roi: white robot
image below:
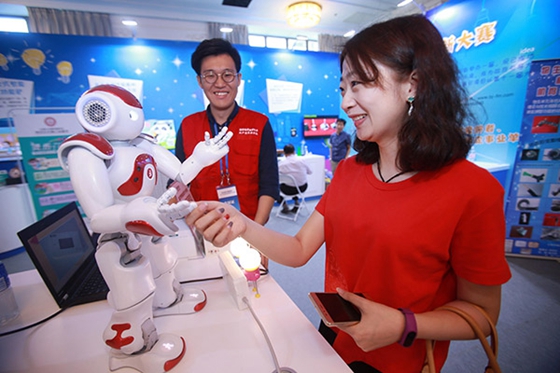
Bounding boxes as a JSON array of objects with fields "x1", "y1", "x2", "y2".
[{"x1": 58, "y1": 85, "x2": 232, "y2": 373}]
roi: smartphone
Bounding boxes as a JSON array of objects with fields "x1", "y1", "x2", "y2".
[{"x1": 308, "y1": 292, "x2": 362, "y2": 327}]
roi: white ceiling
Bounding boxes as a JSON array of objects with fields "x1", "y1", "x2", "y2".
[{"x1": 1, "y1": 0, "x2": 445, "y2": 39}]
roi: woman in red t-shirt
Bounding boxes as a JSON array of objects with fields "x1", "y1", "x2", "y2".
[{"x1": 187, "y1": 14, "x2": 511, "y2": 373}]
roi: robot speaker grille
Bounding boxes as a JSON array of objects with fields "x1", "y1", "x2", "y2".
[{"x1": 83, "y1": 99, "x2": 111, "y2": 127}]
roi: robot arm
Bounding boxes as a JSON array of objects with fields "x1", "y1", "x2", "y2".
[
  {"x1": 62, "y1": 141, "x2": 195, "y2": 237},
  {"x1": 93, "y1": 190, "x2": 195, "y2": 237},
  {"x1": 178, "y1": 127, "x2": 232, "y2": 185},
  {"x1": 65, "y1": 146, "x2": 115, "y2": 219},
  {"x1": 133, "y1": 127, "x2": 232, "y2": 186}
]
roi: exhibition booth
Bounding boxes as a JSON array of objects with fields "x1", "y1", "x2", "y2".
[{"x1": 0, "y1": 0, "x2": 559, "y2": 371}]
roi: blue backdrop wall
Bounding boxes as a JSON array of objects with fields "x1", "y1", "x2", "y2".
[
  {"x1": 0, "y1": 32, "x2": 342, "y2": 158},
  {"x1": 427, "y1": 0, "x2": 560, "y2": 193}
]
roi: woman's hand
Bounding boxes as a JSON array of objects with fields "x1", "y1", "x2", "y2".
[
  {"x1": 185, "y1": 201, "x2": 247, "y2": 247},
  {"x1": 335, "y1": 288, "x2": 405, "y2": 352}
]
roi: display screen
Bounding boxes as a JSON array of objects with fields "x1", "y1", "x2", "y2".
[{"x1": 303, "y1": 116, "x2": 338, "y2": 138}]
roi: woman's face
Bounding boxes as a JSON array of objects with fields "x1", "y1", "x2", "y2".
[{"x1": 339, "y1": 59, "x2": 411, "y2": 147}]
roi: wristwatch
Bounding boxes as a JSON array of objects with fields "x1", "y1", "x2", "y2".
[{"x1": 398, "y1": 308, "x2": 417, "y2": 347}]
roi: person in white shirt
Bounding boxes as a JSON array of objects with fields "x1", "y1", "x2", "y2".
[{"x1": 278, "y1": 143, "x2": 312, "y2": 214}]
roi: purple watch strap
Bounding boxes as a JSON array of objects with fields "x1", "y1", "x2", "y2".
[{"x1": 398, "y1": 308, "x2": 417, "y2": 347}]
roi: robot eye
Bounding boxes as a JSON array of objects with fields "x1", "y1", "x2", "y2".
[{"x1": 83, "y1": 99, "x2": 111, "y2": 127}]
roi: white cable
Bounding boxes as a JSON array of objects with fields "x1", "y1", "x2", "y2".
[{"x1": 242, "y1": 296, "x2": 282, "y2": 373}]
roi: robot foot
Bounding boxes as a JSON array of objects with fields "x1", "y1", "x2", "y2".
[
  {"x1": 153, "y1": 288, "x2": 207, "y2": 317},
  {"x1": 109, "y1": 333, "x2": 186, "y2": 373}
]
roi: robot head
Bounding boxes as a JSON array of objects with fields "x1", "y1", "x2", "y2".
[{"x1": 75, "y1": 85, "x2": 144, "y2": 141}]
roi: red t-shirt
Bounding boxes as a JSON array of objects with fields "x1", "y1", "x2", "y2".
[{"x1": 316, "y1": 157, "x2": 511, "y2": 372}]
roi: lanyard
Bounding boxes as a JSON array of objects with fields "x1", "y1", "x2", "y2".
[
  {"x1": 219, "y1": 156, "x2": 231, "y2": 186},
  {"x1": 213, "y1": 123, "x2": 231, "y2": 186},
  {"x1": 208, "y1": 106, "x2": 237, "y2": 187}
]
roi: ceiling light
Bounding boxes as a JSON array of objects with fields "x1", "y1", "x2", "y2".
[
  {"x1": 397, "y1": 0, "x2": 414, "y2": 7},
  {"x1": 343, "y1": 30, "x2": 355, "y2": 38},
  {"x1": 286, "y1": 2, "x2": 322, "y2": 29},
  {"x1": 220, "y1": 27, "x2": 233, "y2": 33},
  {"x1": 122, "y1": 20, "x2": 137, "y2": 26}
]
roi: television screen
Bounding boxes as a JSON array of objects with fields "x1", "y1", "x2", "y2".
[{"x1": 303, "y1": 116, "x2": 338, "y2": 138}]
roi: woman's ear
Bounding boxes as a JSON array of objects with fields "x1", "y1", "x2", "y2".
[{"x1": 408, "y1": 70, "x2": 418, "y2": 97}]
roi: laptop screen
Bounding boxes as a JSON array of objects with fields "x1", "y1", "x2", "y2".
[{"x1": 18, "y1": 202, "x2": 96, "y2": 294}]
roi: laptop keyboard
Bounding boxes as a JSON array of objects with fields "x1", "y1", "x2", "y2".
[{"x1": 74, "y1": 266, "x2": 109, "y2": 298}]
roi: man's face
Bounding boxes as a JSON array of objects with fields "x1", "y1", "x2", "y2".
[
  {"x1": 197, "y1": 54, "x2": 241, "y2": 112},
  {"x1": 336, "y1": 121, "x2": 345, "y2": 133}
]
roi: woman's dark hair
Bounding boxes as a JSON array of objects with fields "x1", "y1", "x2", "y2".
[
  {"x1": 191, "y1": 38, "x2": 242, "y2": 75},
  {"x1": 340, "y1": 15, "x2": 473, "y2": 171}
]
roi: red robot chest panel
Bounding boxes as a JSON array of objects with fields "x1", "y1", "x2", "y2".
[
  {"x1": 117, "y1": 153, "x2": 158, "y2": 196},
  {"x1": 109, "y1": 148, "x2": 158, "y2": 198}
]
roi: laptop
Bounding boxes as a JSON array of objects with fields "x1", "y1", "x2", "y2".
[{"x1": 17, "y1": 201, "x2": 109, "y2": 309}]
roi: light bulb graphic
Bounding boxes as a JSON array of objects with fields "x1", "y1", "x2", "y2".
[
  {"x1": 56, "y1": 61, "x2": 73, "y2": 83},
  {"x1": 0, "y1": 53, "x2": 8, "y2": 71},
  {"x1": 22, "y1": 48, "x2": 46, "y2": 75}
]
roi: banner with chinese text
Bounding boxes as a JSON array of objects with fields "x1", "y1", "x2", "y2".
[{"x1": 504, "y1": 59, "x2": 560, "y2": 259}]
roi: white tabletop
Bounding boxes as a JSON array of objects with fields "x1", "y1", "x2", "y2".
[{"x1": 0, "y1": 265, "x2": 351, "y2": 373}]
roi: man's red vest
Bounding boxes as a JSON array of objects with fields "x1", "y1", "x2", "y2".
[{"x1": 180, "y1": 108, "x2": 268, "y2": 220}]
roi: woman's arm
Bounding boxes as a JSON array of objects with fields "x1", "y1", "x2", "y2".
[
  {"x1": 336, "y1": 278, "x2": 502, "y2": 352},
  {"x1": 186, "y1": 201, "x2": 325, "y2": 267},
  {"x1": 416, "y1": 278, "x2": 502, "y2": 340}
]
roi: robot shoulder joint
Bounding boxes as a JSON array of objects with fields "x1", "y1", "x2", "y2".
[{"x1": 58, "y1": 133, "x2": 114, "y2": 170}]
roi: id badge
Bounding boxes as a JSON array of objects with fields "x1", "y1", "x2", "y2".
[{"x1": 216, "y1": 184, "x2": 241, "y2": 210}]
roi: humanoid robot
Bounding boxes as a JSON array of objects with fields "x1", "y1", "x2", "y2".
[{"x1": 58, "y1": 85, "x2": 232, "y2": 373}]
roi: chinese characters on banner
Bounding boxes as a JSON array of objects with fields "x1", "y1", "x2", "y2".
[
  {"x1": 443, "y1": 21, "x2": 497, "y2": 53},
  {"x1": 505, "y1": 59, "x2": 560, "y2": 259}
]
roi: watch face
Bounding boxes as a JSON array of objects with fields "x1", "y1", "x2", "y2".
[{"x1": 404, "y1": 331, "x2": 417, "y2": 347}]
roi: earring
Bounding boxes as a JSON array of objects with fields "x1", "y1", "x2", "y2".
[{"x1": 407, "y1": 96, "x2": 415, "y2": 117}]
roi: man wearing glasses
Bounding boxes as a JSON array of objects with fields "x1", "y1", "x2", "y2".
[{"x1": 175, "y1": 39, "x2": 279, "y2": 256}]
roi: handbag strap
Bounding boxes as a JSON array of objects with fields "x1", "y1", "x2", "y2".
[{"x1": 423, "y1": 305, "x2": 501, "y2": 373}]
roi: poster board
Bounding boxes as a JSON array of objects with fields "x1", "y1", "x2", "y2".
[
  {"x1": 10, "y1": 109, "x2": 80, "y2": 219},
  {"x1": 504, "y1": 59, "x2": 560, "y2": 260}
]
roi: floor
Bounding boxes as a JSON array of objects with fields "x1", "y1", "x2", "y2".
[{"x1": 3, "y1": 197, "x2": 560, "y2": 373}]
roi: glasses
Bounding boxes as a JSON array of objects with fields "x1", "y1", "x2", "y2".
[{"x1": 199, "y1": 69, "x2": 238, "y2": 84}]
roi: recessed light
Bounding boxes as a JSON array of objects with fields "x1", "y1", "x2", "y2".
[{"x1": 397, "y1": 0, "x2": 414, "y2": 7}]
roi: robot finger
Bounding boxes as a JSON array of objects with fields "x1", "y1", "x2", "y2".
[
  {"x1": 204, "y1": 131, "x2": 211, "y2": 145},
  {"x1": 157, "y1": 187, "x2": 178, "y2": 207},
  {"x1": 215, "y1": 131, "x2": 233, "y2": 149},
  {"x1": 214, "y1": 126, "x2": 230, "y2": 142},
  {"x1": 159, "y1": 200, "x2": 197, "y2": 220}
]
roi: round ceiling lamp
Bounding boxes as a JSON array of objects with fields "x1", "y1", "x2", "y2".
[{"x1": 286, "y1": 2, "x2": 322, "y2": 28}]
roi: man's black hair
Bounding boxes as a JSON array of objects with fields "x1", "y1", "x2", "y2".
[
  {"x1": 191, "y1": 38, "x2": 242, "y2": 75},
  {"x1": 283, "y1": 143, "x2": 295, "y2": 155}
]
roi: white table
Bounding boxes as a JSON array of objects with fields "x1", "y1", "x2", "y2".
[{"x1": 0, "y1": 263, "x2": 351, "y2": 373}]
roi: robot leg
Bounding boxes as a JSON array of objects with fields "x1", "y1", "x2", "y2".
[
  {"x1": 142, "y1": 235, "x2": 207, "y2": 315},
  {"x1": 140, "y1": 235, "x2": 181, "y2": 308},
  {"x1": 96, "y1": 235, "x2": 186, "y2": 373}
]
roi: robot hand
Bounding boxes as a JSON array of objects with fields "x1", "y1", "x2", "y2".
[
  {"x1": 156, "y1": 187, "x2": 197, "y2": 221},
  {"x1": 122, "y1": 195, "x2": 190, "y2": 237},
  {"x1": 193, "y1": 127, "x2": 233, "y2": 166},
  {"x1": 179, "y1": 127, "x2": 233, "y2": 184}
]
